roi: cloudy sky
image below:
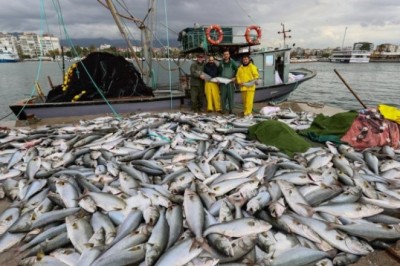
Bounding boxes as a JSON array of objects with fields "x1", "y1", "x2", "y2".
[{"x1": 1, "y1": 0, "x2": 399, "y2": 49}]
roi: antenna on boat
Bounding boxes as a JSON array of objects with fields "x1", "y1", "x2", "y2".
[
  {"x1": 278, "y1": 23, "x2": 291, "y2": 47},
  {"x1": 341, "y1": 27, "x2": 347, "y2": 49}
]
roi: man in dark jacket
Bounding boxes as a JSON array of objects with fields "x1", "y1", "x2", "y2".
[
  {"x1": 190, "y1": 54, "x2": 205, "y2": 112},
  {"x1": 218, "y1": 50, "x2": 238, "y2": 114}
]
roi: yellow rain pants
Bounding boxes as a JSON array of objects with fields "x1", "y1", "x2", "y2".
[
  {"x1": 378, "y1": 104, "x2": 400, "y2": 124},
  {"x1": 205, "y1": 81, "x2": 221, "y2": 112},
  {"x1": 241, "y1": 87, "x2": 256, "y2": 116},
  {"x1": 236, "y1": 62, "x2": 259, "y2": 116}
]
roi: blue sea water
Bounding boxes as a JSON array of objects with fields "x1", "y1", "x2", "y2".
[{"x1": 0, "y1": 60, "x2": 399, "y2": 121}]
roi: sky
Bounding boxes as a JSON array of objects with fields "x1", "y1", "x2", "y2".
[{"x1": 1, "y1": 0, "x2": 399, "y2": 49}]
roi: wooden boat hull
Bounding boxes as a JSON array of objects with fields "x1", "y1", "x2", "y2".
[{"x1": 10, "y1": 68, "x2": 315, "y2": 120}]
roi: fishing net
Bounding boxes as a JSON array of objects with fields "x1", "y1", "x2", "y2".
[{"x1": 46, "y1": 52, "x2": 154, "y2": 102}]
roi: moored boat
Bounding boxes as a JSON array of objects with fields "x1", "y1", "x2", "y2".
[
  {"x1": 9, "y1": 47, "x2": 315, "y2": 120},
  {"x1": 330, "y1": 49, "x2": 371, "y2": 63},
  {"x1": 0, "y1": 48, "x2": 19, "y2": 63},
  {"x1": 9, "y1": 3, "x2": 316, "y2": 120},
  {"x1": 330, "y1": 42, "x2": 373, "y2": 63},
  {"x1": 370, "y1": 51, "x2": 400, "y2": 63},
  {"x1": 9, "y1": 67, "x2": 315, "y2": 120}
]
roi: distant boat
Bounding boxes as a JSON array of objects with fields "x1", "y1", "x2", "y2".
[
  {"x1": 0, "y1": 48, "x2": 19, "y2": 63},
  {"x1": 330, "y1": 29, "x2": 372, "y2": 63},
  {"x1": 290, "y1": 58, "x2": 318, "y2": 63},
  {"x1": 370, "y1": 51, "x2": 400, "y2": 63},
  {"x1": 24, "y1": 56, "x2": 54, "y2": 62},
  {"x1": 330, "y1": 49, "x2": 371, "y2": 63}
]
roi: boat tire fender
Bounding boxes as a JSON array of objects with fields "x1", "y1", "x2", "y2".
[
  {"x1": 206, "y1": 25, "x2": 224, "y2": 45},
  {"x1": 245, "y1": 25, "x2": 262, "y2": 45}
]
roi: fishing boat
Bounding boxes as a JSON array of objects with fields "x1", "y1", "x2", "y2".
[{"x1": 9, "y1": 1, "x2": 316, "y2": 120}]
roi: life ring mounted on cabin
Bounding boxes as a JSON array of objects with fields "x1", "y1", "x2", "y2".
[
  {"x1": 245, "y1": 25, "x2": 262, "y2": 45},
  {"x1": 206, "y1": 25, "x2": 224, "y2": 45}
]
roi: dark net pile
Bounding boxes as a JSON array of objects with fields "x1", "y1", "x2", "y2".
[{"x1": 46, "y1": 52, "x2": 154, "y2": 103}]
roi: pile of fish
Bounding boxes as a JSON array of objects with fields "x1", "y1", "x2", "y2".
[{"x1": 0, "y1": 110, "x2": 399, "y2": 266}]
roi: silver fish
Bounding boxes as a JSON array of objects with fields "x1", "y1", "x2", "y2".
[{"x1": 203, "y1": 217, "x2": 271, "y2": 238}]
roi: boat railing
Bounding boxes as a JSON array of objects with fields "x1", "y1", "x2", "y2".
[
  {"x1": 352, "y1": 50, "x2": 372, "y2": 54},
  {"x1": 178, "y1": 25, "x2": 260, "y2": 54}
]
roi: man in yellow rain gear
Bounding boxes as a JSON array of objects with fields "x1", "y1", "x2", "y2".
[
  {"x1": 203, "y1": 56, "x2": 221, "y2": 113},
  {"x1": 236, "y1": 54, "x2": 259, "y2": 116}
]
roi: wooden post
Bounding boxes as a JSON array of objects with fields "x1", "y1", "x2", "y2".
[
  {"x1": 47, "y1": 76, "x2": 54, "y2": 89},
  {"x1": 334, "y1": 69, "x2": 368, "y2": 109}
]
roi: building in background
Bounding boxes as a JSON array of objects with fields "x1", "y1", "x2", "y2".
[
  {"x1": 18, "y1": 33, "x2": 40, "y2": 58},
  {"x1": 16, "y1": 32, "x2": 61, "y2": 59},
  {"x1": 370, "y1": 43, "x2": 400, "y2": 62},
  {"x1": 40, "y1": 34, "x2": 61, "y2": 55},
  {"x1": 0, "y1": 33, "x2": 19, "y2": 52}
]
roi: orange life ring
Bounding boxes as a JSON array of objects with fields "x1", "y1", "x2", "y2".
[
  {"x1": 245, "y1": 25, "x2": 262, "y2": 45},
  {"x1": 206, "y1": 25, "x2": 224, "y2": 45}
]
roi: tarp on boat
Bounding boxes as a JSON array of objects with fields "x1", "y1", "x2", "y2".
[{"x1": 46, "y1": 52, "x2": 154, "y2": 103}]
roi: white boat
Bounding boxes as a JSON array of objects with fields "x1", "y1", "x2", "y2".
[
  {"x1": 0, "y1": 48, "x2": 19, "y2": 63},
  {"x1": 330, "y1": 30, "x2": 372, "y2": 63},
  {"x1": 330, "y1": 49, "x2": 371, "y2": 63}
]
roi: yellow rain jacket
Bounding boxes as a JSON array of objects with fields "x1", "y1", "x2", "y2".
[
  {"x1": 378, "y1": 104, "x2": 400, "y2": 124},
  {"x1": 236, "y1": 62, "x2": 259, "y2": 116},
  {"x1": 236, "y1": 63, "x2": 259, "y2": 92}
]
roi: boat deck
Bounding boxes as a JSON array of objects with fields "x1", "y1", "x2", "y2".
[{"x1": 2, "y1": 101, "x2": 344, "y2": 129}]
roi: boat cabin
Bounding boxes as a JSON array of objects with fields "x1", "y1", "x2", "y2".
[{"x1": 178, "y1": 25, "x2": 292, "y2": 87}]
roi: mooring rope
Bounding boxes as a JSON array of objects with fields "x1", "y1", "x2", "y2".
[
  {"x1": 51, "y1": 0, "x2": 122, "y2": 119},
  {"x1": 15, "y1": 0, "x2": 46, "y2": 120},
  {"x1": 163, "y1": 0, "x2": 174, "y2": 110}
]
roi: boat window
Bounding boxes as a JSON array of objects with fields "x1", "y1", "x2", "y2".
[{"x1": 265, "y1": 54, "x2": 274, "y2": 66}]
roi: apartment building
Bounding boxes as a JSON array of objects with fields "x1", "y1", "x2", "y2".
[
  {"x1": 17, "y1": 32, "x2": 61, "y2": 58},
  {"x1": 0, "y1": 33, "x2": 19, "y2": 53}
]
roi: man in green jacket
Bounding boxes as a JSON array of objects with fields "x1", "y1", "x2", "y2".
[
  {"x1": 218, "y1": 50, "x2": 238, "y2": 114},
  {"x1": 190, "y1": 54, "x2": 206, "y2": 112}
]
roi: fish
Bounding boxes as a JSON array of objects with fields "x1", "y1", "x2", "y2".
[
  {"x1": 203, "y1": 217, "x2": 272, "y2": 238},
  {"x1": 0, "y1": 111, "x2": 399, "y2": 265}
]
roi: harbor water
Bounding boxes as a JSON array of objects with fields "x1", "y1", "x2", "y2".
[
  {"x1": 0, "y1": 61, "x2": 399, "y2": 121},
  {"x1": 289, "y1": 62, "x2": 400, "y2": 111}
]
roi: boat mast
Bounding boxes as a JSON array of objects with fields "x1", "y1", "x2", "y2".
[
  {"x1": 278, "y1": 23, "x2": 291, "y2": 48},
  {"x1": 103, "y1": 0, "x2": 150, "y2": 83},
  {"x1": 341, "y1": 27, "x2": 347, "y2": 49},
  {"x1": 141, "y1": 0, "x2": 155, "y2": 87}
]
